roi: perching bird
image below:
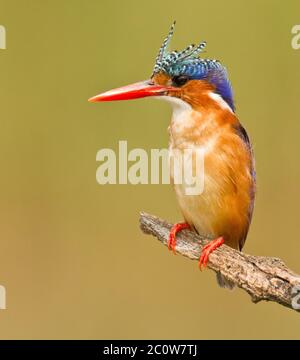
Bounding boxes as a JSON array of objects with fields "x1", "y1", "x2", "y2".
[{"x1": 89, "y1": 22, "x2": 256, "y2": 289}]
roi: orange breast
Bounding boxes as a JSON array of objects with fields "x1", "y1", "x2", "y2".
[{"x1": 169, "y1": 99, "x2": 255, "y2": 250}]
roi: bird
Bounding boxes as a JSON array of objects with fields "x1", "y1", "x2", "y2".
[{"x1": 89, "y1": 22, "x2": 256, "y2": 289}]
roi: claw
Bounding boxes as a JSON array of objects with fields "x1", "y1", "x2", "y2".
[
  {"x1": 167, "y1": 222, "x2": 190, "y2": 254},
  {"x1": 198, "y1": 237, "x2": 224, "y2": 270}
]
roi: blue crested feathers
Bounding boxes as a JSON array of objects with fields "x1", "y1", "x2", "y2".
[{"x1": 153, "y1": 22, "x2": 235, "y2": 111}]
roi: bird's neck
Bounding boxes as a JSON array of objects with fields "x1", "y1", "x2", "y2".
[{"x1": 166, "y1": 93, "x2": 239, "y2": 149}]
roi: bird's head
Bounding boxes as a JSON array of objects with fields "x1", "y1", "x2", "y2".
[{"x1": 89, "y1": 22, "x2": 234, "y2": 112}]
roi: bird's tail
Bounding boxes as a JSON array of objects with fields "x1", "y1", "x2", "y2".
[{"x1": 216, "y1": 272, "x2": 236, "y2": 290}]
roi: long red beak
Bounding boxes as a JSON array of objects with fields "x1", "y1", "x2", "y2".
[{"x1": 88, "y1": 80, "x2": 172, "y2": 102}]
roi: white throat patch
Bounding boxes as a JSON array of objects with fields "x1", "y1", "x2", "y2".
[{"x1": 156, "y1": 96, "x2": 193, "y2": 129}]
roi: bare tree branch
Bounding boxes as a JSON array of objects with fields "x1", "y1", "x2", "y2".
[{"x1": 139, "y1": 212, "x2": 300, "y2": 312}]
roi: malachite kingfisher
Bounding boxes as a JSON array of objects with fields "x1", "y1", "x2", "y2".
[{"x1": 89, "y1": 22, "x2": 256, "y2": 289}]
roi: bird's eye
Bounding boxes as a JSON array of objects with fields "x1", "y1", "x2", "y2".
[{"x1": 172, "y1": 75, "x2": 189, "y2": 87}]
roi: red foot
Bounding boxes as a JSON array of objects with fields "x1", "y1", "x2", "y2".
[
  {"x1": 198, "y1": 237, "x2": 224, "y2": 270},
  {"x1": 168, "y1": 222, "x2": 190, "y2": 254}
]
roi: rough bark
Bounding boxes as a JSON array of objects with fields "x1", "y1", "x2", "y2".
[{"x1": 139, "y1": 212, "x2": 300, "y2": 312}]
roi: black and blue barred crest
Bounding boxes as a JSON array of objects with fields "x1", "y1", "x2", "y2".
[{"x1": 153, "y1": 22, "x2": 235, "y2": 111}]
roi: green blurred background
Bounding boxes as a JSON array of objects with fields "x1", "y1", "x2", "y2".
[{"x1": 0, "y1": 0, "x2": 300, "y2": 339}]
